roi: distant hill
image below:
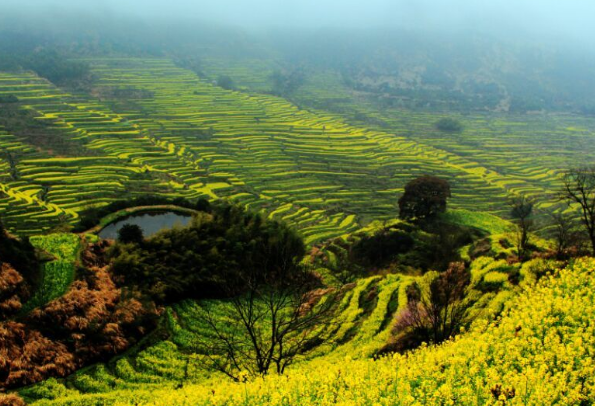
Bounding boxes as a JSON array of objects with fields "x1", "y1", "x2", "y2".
[{"x1": 269, "y1": 29, "x2": 595, "y2": 114}]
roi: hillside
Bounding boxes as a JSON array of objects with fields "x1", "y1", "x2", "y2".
[
  {"x1": 2, "y1": 5, "x2": 595, "y2": 406},
  {"x1": 1, "y1": 57, "x2": 595, "y2": 406},
  {"x1": 15, "y1": 258, "x2": 595, "y2": 405},
  {"x1": 1, "y1": 58, "x2": 594, "y2": 239}
]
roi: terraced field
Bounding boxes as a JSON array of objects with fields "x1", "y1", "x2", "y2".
[
  {"x1": 21, "y1": 252, "x2": 535, "y2": 405},
  {"x1": 75, "y1": 60, "x2": 539, "y2": 220},
  {"x1": 196, "y1": 60, "x2": 595, "y2": 213},
  {"x1": 0, "y1": 71, "x2": 197, "y2": 234},
  {"x1": 0, "y1": 128, "x2": 65, "y2": 235},
  {"x1": 289, "y1": 69, "x2": 595, "y2": 208},
  {"x1": 16, "y1": 274, "x2": 411, "y2": 403},
  {"x1": 2, "y1": 58, "x2": 593, "y2": 240},
  {"x1": 196, "y1": 57, "x2": 281, "y2": 92},
  {"x1": 3, "y1": 49, "x2": 595, "y2": 406}
]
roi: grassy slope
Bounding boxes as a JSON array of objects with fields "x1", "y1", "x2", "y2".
[
  {"x1": 442, "y1": 209, "x2": 513, "y2": 235},
  {"x1": 23, "y1": 258, "x2": 595, "y2": 405},
  {"x1": 14, "y1": 212, "x2": 551, "y2": 404},
  {"x1": 20, "y1": 233, "x2": 81, "y2": 313}
]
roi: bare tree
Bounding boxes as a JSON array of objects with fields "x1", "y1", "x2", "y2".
[
  {"x1": 195, "y1": 270, "x2": 335, "y2": 381},
  {"x1": 509, "y1": 195, "x2": 535, "y2": 260},
  {"x1": 396, "y1": 262, "x2": 472, "y2": 347},
  {"x1": 185, "y1": 227, "x2": 334, "y2": 382},
  {"x1": 560, "y1": 166, "x2": 595, "y2": 255},
  {"x1": 548, "y1": 211, "x2": 584, "y2": 257},
  {"x1": 310, "y1": 244, "x2": 364, "y2": 285}
]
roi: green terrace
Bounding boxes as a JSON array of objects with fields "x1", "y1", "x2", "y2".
[{"x1": 2, "y1": 58, "x2": 593, "y2": 240}]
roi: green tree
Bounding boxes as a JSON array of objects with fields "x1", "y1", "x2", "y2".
[
  {"x1": 110, "y1": 205, "x2": 306, "y2": 303},
  {"x1": 270, "y1": 68, "x2": 306, "y2": 97},
  {"x1": 216, "y1": 75, "x2": 235, "y2": 90},
  {"x1": 398, "y1": 176, "x2": 451, "y2": 221},
  {"x1": 0, "y1": 95, "x2": 18, "y2": 103},
  {"x1": 435, "y1": 118, "x2": 463, "y2": 133},
  {"x1": 117, "y1": 224, "x2": 144, "y2": 245}
]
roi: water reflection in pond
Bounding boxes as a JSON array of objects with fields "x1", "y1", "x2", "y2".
[{"x1": 98, "y1": 212, "x2": 192, "y2": 240}]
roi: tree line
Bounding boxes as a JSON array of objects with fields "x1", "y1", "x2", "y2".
[{"x1": 397, "y1": 167, "x2": 595, "y2": 259}]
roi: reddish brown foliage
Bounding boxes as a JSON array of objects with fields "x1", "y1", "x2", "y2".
[
  {"x1": 81, "y1": 240, "x2": 112, "y2": 268},
  {"x1": 0, "y1": 394, "x2": 26, "y2": 406},
  {"x1": 0, "y1": 321, "x2": 76, "y2": 387},
  {"x1": 0, "y1": 263, "x2": 25, "y2": 319},
  {"x1": 30, "y1": 265, "x2": 158, "y2": 362},
  {"x1": 0, "y1": 263, "x2": 23, "y2": 292},
  {"x1": 0, "y1": 251, "x2": 158, "y2": 389}
]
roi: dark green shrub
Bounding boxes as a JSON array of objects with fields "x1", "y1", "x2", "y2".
[
  {"x1": 117, "y1": 224, "x2": 144, "y2": 245},
  {"x1": 435, "y1": 117, "x2": 463, "y2": 132}
]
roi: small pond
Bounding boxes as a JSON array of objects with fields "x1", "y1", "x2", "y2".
[{"x1": 98, "y1": 211, "x2": 192, "y2": 240}]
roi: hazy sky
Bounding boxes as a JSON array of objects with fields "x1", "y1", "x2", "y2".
[{"x1": 2, "y1": 0, "x2": 595, "y2": 46}]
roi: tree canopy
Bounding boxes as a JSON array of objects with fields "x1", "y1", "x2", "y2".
[
  {"x1": 398, "y1": 176, "x2": 451, "y2": 221},
  {"x1": 117, "y1": 224, "x2": 144, "y2": 245},
  {"x1": 216, "y1": 74, "x2": 235, "y2": 90},
  {"x1": 110, "y1": 204, "x2": 306, "y2": 303},
  {"x1": 435, "y1": 118, "x2": 463, "y2": 133}
]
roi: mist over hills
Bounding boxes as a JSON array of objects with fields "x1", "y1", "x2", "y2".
[{"x1": 1, "y1": 11, "x2": 595, "y2": 114}]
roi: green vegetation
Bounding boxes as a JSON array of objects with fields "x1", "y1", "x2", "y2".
[
  {"x1": 14, "y1": 258, "x2": 592, "y2": 406},
  {"x1": 216, "y1": 75, "x2": 235, "y2": 90},
  {"x1": 398, "y1": 175, "x2": 451, "y2": 221},
  {"x1": 270, "y1": 67, "x2": 307, "y2": 97},
  {"x1": 0, "y1": 57, "x2": 594, "y2": 243},
  {"x1": 16, "y1": 251, "x2": 568, "y2": 405},
  {"x1": 2, "y1": 23, "x2": 595, "y2": 406},
  {"x1": 116, "y1": 224, "x2": 144, "y2": 244},
  {"x1": 441, "y1": 209, "x2": 513, "y2": 235},
  {"x1": 0, "y1": 94, "x2": 18, "y2": 103},
  {"x1": 21, "y1": 233, "x2": 80, "y2": 312},
  {"x1": 110, "y1": 203, "x2": 305, "y2": 303},
  {"x1": 312, "y1": 217, "x2": 479, "y2": 286},
  {"x1": 435, "y1": 117, "x2": 464, "y2": 132}
]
